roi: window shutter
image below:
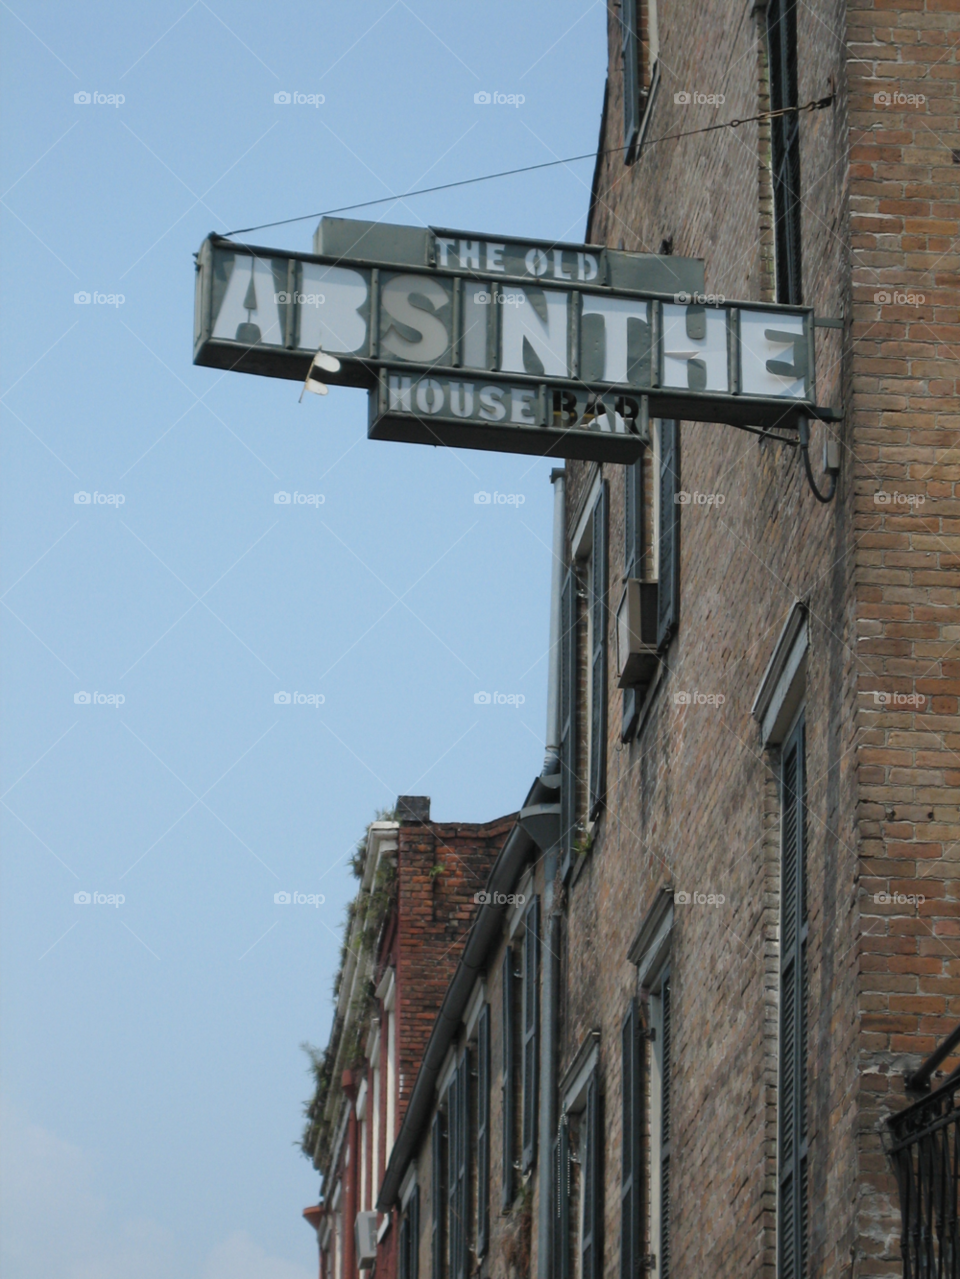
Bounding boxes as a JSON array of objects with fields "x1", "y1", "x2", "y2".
[
  {"x1": 455, "y1": 1057, "x2": 469, "y2": 1279},
  {"x1": 410, "y1": 1185, "x2": 420, "y2": 1279},
  {"x1": 589, "y1": 484, "x2": 609, "y2": 819},
  {"x1": 767, "y1": 0, "x2": 803, "y2": 304},
  {"x1": 620, "y1": 1001, "x2": 641, "y2": 1279},
  {"x1": 657, "y1": 422, "x2": 680, "y2": 650},
  {"x1": 477, "y1": 1006, "x2": 490, "y2": 1258},
  {"x1": 560, "y1": 568, "x2": 578, "y2": 865},
  {"x1": 400, "y1": 1212, "x2": 410, "y2": 1279},
  {"x1": 582, "y1": 1075, "x2": 602, "y2": 1279},
  {"x1": 521, "y1": 897, "x2": 541, "y2": 1173},
  {"x1": 447, "y1": 1076, "x2": 459, "y2": 1279},
  {"x1": 501, "y1": 949, "x2": 515, "y2": 1209},
  {"x1": 431, "y1": 1114, "x2": 443, "y2": 1279},
  {"x1": 660, "y1": 973, "x2": 672, "y2": 1279},
  {"x1": 555, "y1": 1116, "x2": 571, "y2": 1279},
  {"x1": 621, "y1": 0, "x2": 640, "y2": 158},
  {"x1": 778, "y1": 717, "x2": 808, "y2": 1279},
  {"x1": 622, "y1": 460, "x2": 645, "y2": 740}
]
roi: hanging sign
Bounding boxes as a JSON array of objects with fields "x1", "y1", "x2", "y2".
[{"x1": 193, "y1": 218, "x2": 839, "y2": 462}]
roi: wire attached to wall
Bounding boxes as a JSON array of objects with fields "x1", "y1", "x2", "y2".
[
  {"x1": 224, "y1": 94, "x2": 834, "y2": 238},
  {"x1": 799, "y1": 418, "x2": 840, "y2": 503}
]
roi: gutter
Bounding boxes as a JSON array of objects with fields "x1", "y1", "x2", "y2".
[
  {"x1": 585, "y1": 78, "x2": 609, "y2": 243},
  {"x1": 376, "y1": 775, "x2": 556, "y2": 1211},
  {"x1": 536, "y1": 468, "x2": 564, "y2": 1279}
]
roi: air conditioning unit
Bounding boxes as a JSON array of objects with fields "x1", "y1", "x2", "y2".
[
  {"x1": 356, "y1": 1211, "x2": 378, "y2": 1269},
  {"x1": 616, "y1": 579, "x2": 659, "y2": 689}
]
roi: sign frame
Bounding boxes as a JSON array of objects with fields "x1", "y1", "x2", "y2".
[{"x1": 193, "y1": 229, "x2": 840, "y2": 461}]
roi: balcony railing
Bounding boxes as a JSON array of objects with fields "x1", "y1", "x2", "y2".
[{"x1": 887, "y1": 1025, "x2": 960, "y2": 1279}]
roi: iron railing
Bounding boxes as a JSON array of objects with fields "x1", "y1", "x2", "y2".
[{"x1": 887, "y1": 1027, "x2": 960, "y2": 1279}]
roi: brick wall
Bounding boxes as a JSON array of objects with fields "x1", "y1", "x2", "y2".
[
  {"x1": 558, "y1": 1, "x2": 957, "y2": 1278},
  {"x1": 395, "y1": 815, "x2": 514, "y2": 1131},
  {"x1": 848, "y1": 0, "x2": 959, "y2": 1270}
]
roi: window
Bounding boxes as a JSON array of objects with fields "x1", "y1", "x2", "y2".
[
  {"x1": 330, "y1": 1183, "x2": 344, "y2": 1279},
  {"x1": 627, "y1": 890, "x2": 673, "y2": 1279},
  {"x1": 521, "y1": 897, "x2": 541, "y2": 1173},
  {"x1": 621, "y1": 0, "x2": 660, "y2": 161},
  {"x1": 386, "y1": 998, "x2": 397, "y2": 1162},
  {"x1": 370, "y1": 1030, "x2": 381, "y2": 1193},
  {"x1": 399, "y1": 1185, "x2": 420, "y2": 1279},
  {"x1": 555, "y1": 1042, "x2": 602, "y2": 1279},
  {"x1": 501, "y1": 947, "x2": 518, "y2": 1207},
  {"x1": 431, "y1": 1113, "x2": 444, "y2": 1279},
  {"x1": 560, "y1": 565, "x2": 578, "y2": 866},
  {"x1": 620, "y1": 1001, "x2": 642, "y2": 1279},
  {"x1": 656, "y1": 422, "x2": 679, "y2": 650},
  {"x1": 767, "y1": 0, "x2": 803, "y2": 303},
  {"x1": 622, "y1": 459, "x2": 645, "y2": 740},
  {"x1": 357, "y1": 1081, "x2": 369, "y2": 1212},
  {"x1": 446, "y1": 1053, "x2": 470, "y2": 1279},
  {"x1": 476, "y1": 1004, "x2": 491, "y2": 1257},
  {"x1": 648, "y1": 967, "x2": 672, "y2": 1279},
  {"x1": 778, "y1": 711, "x2": 808, "y2": 1278},
  {"x1": 566, "y1": 479, "x2": 609, "y2": 863},
  {"x1": 588, "y1": 487, "x2": 609, "y2": 819}
]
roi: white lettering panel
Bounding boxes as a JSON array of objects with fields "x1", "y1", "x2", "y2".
[
  {"x1": 500, "y1": 288, "x2": 569, "y2": 377},
  {"x1": 662, "y1": 304, "x2": 728, "y2": 392},
  {"x1": 580, "y1": 296, "x2": 650, "y2": 384},
  {"x1": 212, "y1": 255, "x2": 284, "y2": 345},
  {"x1": 739, "y1": 310, "x2": 807, "y2": 399},
  {"x1": 297, "y1": 264, "x2": 368, "y2": 355}
]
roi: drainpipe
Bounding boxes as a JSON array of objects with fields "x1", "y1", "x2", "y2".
[
  {"x1": 537, "y1": 467, "x2": 564, "y2": 1279},
  {"x1": 542, "y1": 468, "x2": 566, "y2": 779}
]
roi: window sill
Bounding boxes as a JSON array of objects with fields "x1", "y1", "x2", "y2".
[
  {"x1": 632, "y1": 645, "x2": 670, "y2": 744},
  {"x1": 570, "y1": 816, "x2": 602, "y2": 889}
]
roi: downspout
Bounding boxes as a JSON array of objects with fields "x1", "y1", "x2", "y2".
[
  {"x1": 537, "y1": 467, "x2": 565, "y2": 1279},
  {"x1": 542, "y1": 468, "x2": 566, "y2": 780}
]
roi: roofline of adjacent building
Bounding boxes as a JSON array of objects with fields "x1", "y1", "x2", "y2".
[{"x1": 585, "y1": 76, "x2": 609, "y2": 243}]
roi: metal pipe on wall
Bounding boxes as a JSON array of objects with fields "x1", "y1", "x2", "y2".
[{"x1": 537, "y1": 466, "x2": 565, "y2": 1279}]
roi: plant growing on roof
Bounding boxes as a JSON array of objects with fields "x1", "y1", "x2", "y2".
[{"x1": 299, "y1": 807, "x2": 399, "y2": 1168}]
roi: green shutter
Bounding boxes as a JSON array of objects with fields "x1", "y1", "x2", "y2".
[
  {"x1": 589, "y1": 484, "x2": 609, "y2": 818},
  {"x1": 431, "y1": 1114, "x2": 443, "y2": 1279},
  {"x1": 660, "y1": 973, "x2": 672, "y2": 1279},
  {"x1": 455, "y1": 1056, "x2": 469, "y2": 1279},
  {"x1": 446, "y1": 1057, "x2": 470, "y2": 1279},
  {"x1": 412, "y1": 1185, "x2": 421, "y2": 1279},
  {"x1": 501, "y1": 949, "x2": 515, "y2": 1209},
  {"x1": 447, "y1": 1072, "x2": 459, "y2": 1279},
  {"x1": 477, "y1": 1005, "x2": 490, "y2": 1257},
  {"x1": 521, "y1": 897, "x2": 540, "y2": 1173},
  {"x1": 621, "y1": 1001, "x2": 641, "y2": 1279},
  {"x1": 621, "y1": 0, "x2": 640, "y2": 159},
  {"x1": 560, "y1": 568, "x2": 578, "y2": 869},
  {"x1": 657, "y1": 422, "x2": 680, "y2": 650},
  {"x1": 555, "y1": 1116, "x2": 571, "y2": 1279},
  {"x1": 400, "y1": 1212, "x2": 410, "y2": 1279},
  {"x1": 622, "y1": 461, "x2": 645, "y2": 740},
  {"x1": 779, "y1": 716, "x2": 808, "y2": 1278},
  {"x1": 582, "y1": 1075, "x2": 602, "y2": 1279},
  {"x1": 767, "y1": 0, "x2": 803, "y2": 304}
]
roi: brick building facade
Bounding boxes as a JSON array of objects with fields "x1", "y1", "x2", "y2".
[
  {"x1": 302, "y1": 800, "x2": 512, "y2": 1279},
  {"x1": 305, "y1": 1, "x2": 957, "y2": 1277}
]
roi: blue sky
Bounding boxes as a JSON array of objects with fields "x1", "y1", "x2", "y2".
[{"x1": 0, "y1": 3, "x2": 605, "y2": 1275}]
